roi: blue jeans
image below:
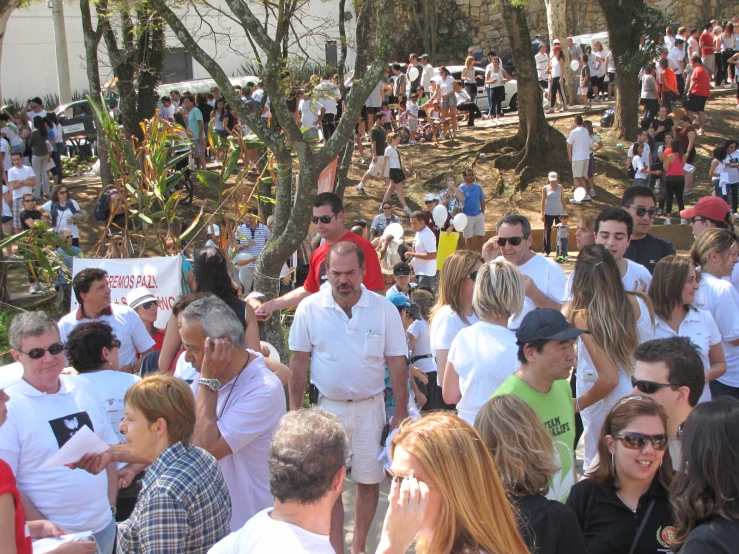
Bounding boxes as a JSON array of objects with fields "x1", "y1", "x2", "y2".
[
  {"x1": 712, "y1": 178, "x2": 727, "y2": 202},
  {"x1": 486, "y1": 86, "x2": 493, "y2": 116},
  {"x1": 709, "y1": 380, "x2": 739, "y2": 401},
  {"x1": 730, "y1": 182, "x2": 739, "y2": 214},
  {"x1": 93, "y1": 516, "x2": 116, "y2": 554}
]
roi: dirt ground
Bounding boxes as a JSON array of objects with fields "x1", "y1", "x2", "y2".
[{"x1": 5, "y1": 91, "x2": 738, "y2": 296}]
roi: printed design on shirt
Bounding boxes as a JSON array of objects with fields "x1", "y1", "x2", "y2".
[
  {"x1": 656, "y1": 526, "x2": 677, "y2": 548},
  {"x1": 48, "y1": 411, "x2": 94, "y2": 448},
  {"x1": 318, "y1": 260, "x2": 328, "y2": 285},
  {"x1": 548, "y1": 439, "x2": 575, "y2": 502}
]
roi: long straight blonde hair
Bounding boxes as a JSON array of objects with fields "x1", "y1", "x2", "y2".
[
  {"x1": 430, "y1": 250, "x2": 483, "y2": 326},
  {"x1": 391, "y1": 413, "x2": 530, "y2": 554}
]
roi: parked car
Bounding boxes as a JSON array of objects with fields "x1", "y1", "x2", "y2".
[{"x1": 434, "y1": 65, "x2": 518, "y2": 112}]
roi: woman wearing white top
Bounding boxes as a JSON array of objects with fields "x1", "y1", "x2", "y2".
[
  {"x1": 461, "y1": 56, "x2": 477, "y2": 103},
  {"x1": 709, "y1": 144, "x2": 728, "y2": 202},
  {"x1": 592, "y1": 41, "x2": 608, "y2": 101},
  {"x1": 722, "y1": 139, "x2": 739, "y2": 215},
  {"x1": 691, "y1": 229, "x2": 739, "y2": 400},
  {"x1": 436, "y1": 66, "x2": 458, "y2": 137},
  {"x1": 720, "y1": 23, "x2": 736, "y2": 87},
  {"x1": 40, "y1": 185, "x2": 82, "y2": 246},
  {"x1": 429, "y1": 250, "x2": 483, "y2": 410},
  {"x1": 649, "y1": 255, "x2": 726, "y2": 402},
  {"x1": 631, "y1": 141, "x2": 660, "y2": 187},
  {"x1": 443, "y1": 259, "x2": 524, "y2": 424},
  {"x1": 406, "y1": 288, "x2": 435, "y2": 411},
  {"x1": 381, "y1": 132, "x2": 410, "y2": 215},
  {"x1": 546, "y1": 47, "x2": 567, "y2": 113},
  {"x1": 569, "y1": 244, "x2": 654, "y2": 471},
  {"x1": 485, "y1": 56, "x2": 510, "y2": 126}
]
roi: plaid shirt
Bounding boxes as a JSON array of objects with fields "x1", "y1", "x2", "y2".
[{"x1": 117, "y1": 442, "x2": 231, "y2": 554}]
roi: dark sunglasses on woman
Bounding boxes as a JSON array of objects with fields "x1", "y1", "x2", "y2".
[{"x1": 613, "y1": 432, "x2": 668, "y2": 451}]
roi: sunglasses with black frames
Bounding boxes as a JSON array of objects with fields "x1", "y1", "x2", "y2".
[
  {"x1": 613, "y1": 432, "x2": 668, "y2": 451},
  {"x1": 311, "y1": 214, "x2": 336, "y2": 224},
  {"x1": 634, "y1": 207, "x2": 658, "y2": 218},
  {"x1": 631, "y1": 377, "x2": 676, "y2": 394},
  {"x1": 497, "y1": 236, "x2": 528, "y2": 247},
  {"x1": 17, "y1": 342, "x2": 65, "y2": 359}
]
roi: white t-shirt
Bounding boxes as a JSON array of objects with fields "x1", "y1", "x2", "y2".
[
  {"x1": 436, "y1": 75, "x2": 455, "y2": 95},
  {"x1": 0, "y1": 375, "x2": 118, "y2": 534},
  {"x1": 0, "y1": 138, "x2": 11, "y2": 171},
  {"x1": 191, "y1": 351, "x2": 286, "y2": 531},
  {"x1": 80, "y1": 371, "x2": 141, "y2": 443},
  {"x1": 421, "y1": 64, "x2": 434, "y2": 91},
  {"x1": 447, "y1": 322, "x2": 519, "y2": 424},
  {"x1": 8, "y1": 165, "x2": 35, "y2": 200},
  {"x1": 1, "y1": 123, "x2": 24, "y2": 147},
  {"x1": 252, "y1": 89, "x2": 271, "y2": 118},
  {"x1": 653, "y1": 309, "x2": 721, "y2": 403},
  {"x1": 455, "y1": 90, "x2": 471, "y2": 104},
  {"x1": 407, "y1": 319, "x2": 435, "y2": 373},
  {"x1": 174, "y1": 351, "x2": 198, "y2": 382},
  {"x1": 495, "y1": 253, "x2": 566, "y2": 330},
  {"x1": 298, "y1": 99, "x2": 321, "y2": 129},
  {"x1": 632, "y1": 155, "x2": 648, "y2": 179},
  {"x1": 289, "y1": 286, "x2": 408, "y2": 400},
  {"x1": 535, "y1": 52, "x2": 549, "y2": 80},
  {"x1": 694, "y1": 273, "x2": 739, "y2": 387},
  {"x1": 563, "y1": 259, "x2": 652, "y2": 302},
  {"x1": 664, "y1": 34, "x2": 676, "y2": 49},
  {"x1": 208, "y1": 507, "x2": 334, "y2": 553},
  {"x1": 411, "y1": 226, "x2": 437, "y2": 277},
  {"x1": 385, "y1": 283, "x2": 417, "y2": 299},
  {"x1": 577, "y1": 295, "x2": 654, "y2": 471},
  {"x1": 383, "y1": 145, "x2": 401, "y2": 169},
  {"x1": 594, "y1": 51, "x2": 607, "y2": 77},
  {"x1": 430, "y1": 304, "x2": 479, "y2": 386},
  {"x1": 588, "y1": 53, "x2": 600, "y2": 76},
  {"x1": 58, "y1": 304, "x2": 156, "y2": 366},
  {"x1": 668, "y1": 46, "x2": 684, "y2": 74},
  {"x1": 567, "y1": 126, "x2": 592, "y2": 161},
  {"x1": 158, "y1": 104, "x2": 175, "y2": 119},
  {"x1": 42, "y1": 199, "x2": 81, "y2": 238},
  {"x1": 627, "y1": 142, "x2": 651, "y2": 166},
  {"x1": 366, "y1": 81, "x2": 384, "y2": 108},
  {"x1": 2, "y1": 185, "x2": 12, "y2": 218},
  {"x1": 313, "y1": 81, "x2": 340, "y2": 115}
]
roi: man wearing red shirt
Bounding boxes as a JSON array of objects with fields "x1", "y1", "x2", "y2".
[
  {"x1": 256, "y1": 192, "x2": 385, "y2": 320},
  {"x1": 685, "y1": 53, "x2": 711, "y2": 135},
  {"x1": 699, "y1": 22, "x2": 716, "y2": 74}
]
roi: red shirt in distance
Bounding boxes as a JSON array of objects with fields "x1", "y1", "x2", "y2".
[
  {"x1": 303, "y1": 230, "x2": 385, "y2": 293},
  {"x1": 699, "y1": 31, "x2": 715, "y2": 56},
  {"x1": 690, "y1": 65, "x2": 711, "y2": 97},
  {"x1": 0, "y1": 460, "x2": 32, "y2": 554}
]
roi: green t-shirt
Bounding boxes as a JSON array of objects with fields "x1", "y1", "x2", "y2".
[{"x1": 493, "y1": 375, "x2": 575, "y2": 502}]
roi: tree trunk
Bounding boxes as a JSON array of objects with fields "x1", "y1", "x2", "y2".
[
  {"x1": 496, "y1": 0, "x2": 569, "y2": 190},
  {"x1": 544, "y1": 0, "x2": 577, "y2": 104}
]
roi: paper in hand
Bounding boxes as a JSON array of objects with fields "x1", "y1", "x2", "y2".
[
  {"x1": 39, "y1": 425, "x2": 109, "y2": 469},
  {"x1": 33, "y1": 532, "x2": 94, "y2": 553}
]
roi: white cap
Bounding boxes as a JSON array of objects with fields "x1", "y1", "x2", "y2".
[
  {"x1": 548, "y1": 171, "x2": 558, "y2": 181},
  {"x1": 126, "y1": 287, "x2": 157, "y2": 310},
  {"x1": 424, "y1": 193, "x2": 439, "y2": 202},
  {"x1": 207, "y1": 223, "x2": 220, "y2": 237},
  {"x1": 260, "y1": 341, "x2": 281, "y2": 363},
  {"x1": 552, "y1": 39, "x2": 561, "y2": 45},
  {"x1": 0, "y1": 363, "x2": 23, "y2": 390}
]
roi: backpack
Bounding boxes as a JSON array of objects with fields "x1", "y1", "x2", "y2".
[
  {"x1": 94, "y1": 187, "x2": 116, "y2": 221},
  {"x1": 600, "y1": 109, "x2": 615, "y2": 128}
]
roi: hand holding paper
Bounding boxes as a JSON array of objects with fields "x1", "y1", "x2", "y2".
[{"x1": 40, "y1": 425, "x2": 109, "y2": 470}]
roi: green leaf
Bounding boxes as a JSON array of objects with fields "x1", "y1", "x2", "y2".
[
  {"x1": 0, "y1": 229, "x2": 31, "y2": 249},
  {"x1": 137, "y1": 213, "x2": 154, "y2": 225}
]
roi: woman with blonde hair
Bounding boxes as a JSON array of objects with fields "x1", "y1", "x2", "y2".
[
  {"x1": 429, "y1": 250, "x2": 483, "y2": 410},
  {"x1": 377, "y1": 412, "x2": 529, "y2": 554},
  {"x1": 569, "y1": 244, "x2": 654, "y2": 471},
  {"x1": 461, "y1": 56, "x2": 478, "y2": 104},
  {"x1": 691, "y1": 228, "x2": 739, "y2": 399},
  {"x1": 475, "y1": 395, "x2": 588, "y2": 554},
  {"x1": 649, "y1": 255, "x2": 726, "y2": 402},
  {"x1": 443, "y1": 260, "x2": 524, "y2": 423}
]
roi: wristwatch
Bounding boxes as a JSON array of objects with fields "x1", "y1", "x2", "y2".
[
  {"x1": 199, "y1": 378, "x2": 221, "y2": 392},
  {"x1": 110, "y1": 506, "x2": 117, "y2": 516}
]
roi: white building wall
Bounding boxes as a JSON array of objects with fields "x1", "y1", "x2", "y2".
[{"x1": 1, "y1": 0, "x2": 356, "y2": 104}]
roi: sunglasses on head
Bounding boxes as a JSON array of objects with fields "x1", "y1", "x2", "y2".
[
  {"x1": 18, "y1": 342, "x2": 65, "y2": 359},
  {"x1": 631, "y1": 377, "x2": 675, "y2": 394},
  {"x1": 634, "y1": 207, "x2": 658, "y2": 218},
  {"x1": 140, "y1": 301, "x2": 157, "y2": 310},
  {"x1": 109, "y1": 339, "x2": 121, "y2": 349},
  {"x1": 311, "y1": 215, "x2": 335, "y2": 224},
  {"x1": 498, "y1": 236, "x2": 528, "y2": 247},
  {"x1": 613, "y1": 432, "x2": 668, "y2": 451}
]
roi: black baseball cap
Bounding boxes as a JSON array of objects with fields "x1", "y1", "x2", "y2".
[
  {"x1": 516, "y1": 309, "x2": 588, "y2": 345},
  {"x1": 393, "y1": 262, "x2": 411, "y2": 277}
]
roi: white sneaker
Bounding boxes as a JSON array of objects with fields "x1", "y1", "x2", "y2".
[
  {"x1": 409, "y1": 140, "x2": 417, "y2": 145},
  {"x1": 663, "y1": 218, "x2": 671, "y2": 225},
  {"x1": 680, "y1": 218, "x2": 688, "y2": 225},
  {"x1": 496, "y1": 118, "x2": 502, "y2": 126},
  {"x1": 568, "y1": 198, "x2": 582, "y2": 205},
  {"x1": 357, "y1": 185, "x2": 367, "y2": 196},
  {"x1": 29, "y1": 284, "x2": 39, "y2": 294},
  {"x1": 589, "y1": 189, "x2": 596, "y2": 198}
]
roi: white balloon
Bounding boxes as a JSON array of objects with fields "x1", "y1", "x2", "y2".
[
  {"x1": 570, "y1": 60, "x2": 579, "y2": 72},
  {"x1": 383, "y1": 223, "x2": 404, "y2": 241},
  {"x1": 573, "y1": 187, "x2": 587, "y2": 202},
  {"x1": 453, "y1": 213, "x2": 468, "y2": 232},
  {"x1": 432, "y1": 205, "x2": 448, "y2": 226},
  {"x1": 408, "y1": 66, "x2": 420, "y2": 82}
]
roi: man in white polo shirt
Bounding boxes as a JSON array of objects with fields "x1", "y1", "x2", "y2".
[
  {"x1": 58, "y1": 268, "x2": 155, "y2": 374},
  {"x1": 7, "y1": 151, "x2": 35, "y2": 236},
  {"x1": 566, "y1": 115, "x2": 592, "y2": 203},
  {"x1": 288, "y1": 241, "x2": 408, "y2": 554},
  {"x1": 0, "y1": 311, "x2": 119, "y2": 553},
  {"x1": 406, "y1": 210, "x2": 438, "y2": 291},
  {"x1": 483, "y1": 214, "x2": 566, "y2": 330}
]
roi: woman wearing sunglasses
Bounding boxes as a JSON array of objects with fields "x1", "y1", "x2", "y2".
[
  {"x1": 40, "y1": 184, "x2": 83, "y2": 247},
  {"x1": 126, "y1": 287, "x2": 165, "y2": 351},
  {"x1": 475, "y1": 395, "x2": 588, "y2": 554},
  {"x1": 428, "y1": 250, "x2": 483, "y2": 411},
  {"x1": 377, "y1": 412, "x2": 529, "y2": 554},
  {"x1": 443, "y1": 260, "x2": 524, "y2": 424},
  {"x1": 691, "y1": 229, "x2": 739, "y2": 400},
  {"x1": 64, "y1": 321, "x2": 143, "y2": 520},
  {"x1": 649, "y1": 256, "x2": 726, "y2": 402},
  {"x1": 670, "y1": 397, "x2": 739, "y2": 553},
  {"x1": 566, "y1": 396, "x2": 675, "y2": 554},
  {"x1": 569, "y1": 244, "x2": 655, "y2": 472}
]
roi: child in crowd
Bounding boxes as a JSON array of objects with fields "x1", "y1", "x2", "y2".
[
  {"x1": 386, "y1": 261, "x2": 417, "y2": 299},
  {"x1": 406, "y1": 94, "x2": 420, "y2": 145},
  {"x1": 204, "y1": 223, "x2": 220, "y2": 249},
  {"x1": 381, "y1": 102, "x2": 394, "y2": 130},
  {"x1": 554, "y1": 213, "x2": 570, "y2": 262}
]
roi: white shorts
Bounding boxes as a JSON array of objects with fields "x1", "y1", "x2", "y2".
[
  {"x1": 577, "y1": 86, "x2": 589, "y2": 96},
  {"x1": 463, "y1": 212, "x2": 486, "y2": 239},
  {"x1": 367, "y1": 156, "x2": 389, "y2": 178},
  {"x1": 572, "y1": 159, "x2": 589, "y2": 178},
  {"x1": 317, "y1": 394, "x2": 385, "y2": 485}
]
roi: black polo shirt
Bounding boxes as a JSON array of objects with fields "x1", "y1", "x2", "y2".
[
  {"x1": 515, "y1": 494, "x2": 588, "y2": 554},
  {"x1": 566, "y1": 478, "x2": 676, "y2": 554},
  {"x1": 624, "y1": 233, "x2": 676, "y2": 274}
]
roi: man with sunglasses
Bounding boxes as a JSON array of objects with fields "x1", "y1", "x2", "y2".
[
  {"x1": 58, "y1": 268, "x2": 154, "y2": 374},
  {"x1": 493, "y1": 309, "x2": 588, "y2": 501},
  {"x1": 0, "y1": 311, "x2": 120, "y2": 553},
  {"x1": 621, "y1": 186, "x2": 676, "y2": 274},
  {"x1": 256, "y1": 192, "x2": 384, "y2": 321},
  {"x1": 631, "y1": 337, "x2": 705, "y2": 470},
  {"x1": 483, "y1": 214, "x2": 566, "y2": 330}
]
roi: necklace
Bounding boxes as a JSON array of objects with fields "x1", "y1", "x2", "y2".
[
  {"x1": 217, "y1": 352, "x2": 250, "y2": 420},
  {"x1": 615, "y1": 491, "x2": 638, "y2": 513}
]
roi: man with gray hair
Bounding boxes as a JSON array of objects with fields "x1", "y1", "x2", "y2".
[
  {"x1": 209, "y1": 409, "x2": 347, "y2": 552},
  {"x1": 0, "y1": 311, "x2": 119, "y2": 553},
  {"x1": 180, "y1": 295, "x2": 286, "y2": 531}
]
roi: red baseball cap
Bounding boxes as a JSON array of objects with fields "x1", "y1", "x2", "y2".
[{"x1": 680, "y1": 196, "x2": 731, "y2": 223}]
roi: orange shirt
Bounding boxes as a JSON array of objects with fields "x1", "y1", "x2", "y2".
[
  {"x1": 660, "y1": 68, "x2": 677, "y2": 93},
  {"x1": 690, "y1": 65, "x2": 711, "y2": 97}
]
